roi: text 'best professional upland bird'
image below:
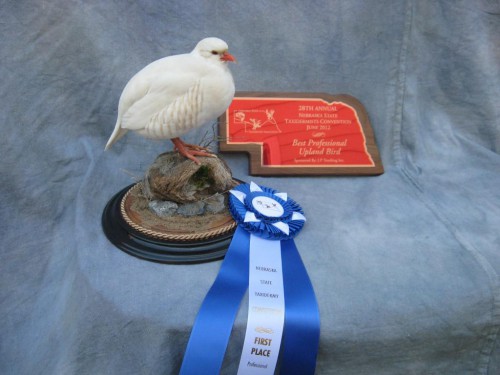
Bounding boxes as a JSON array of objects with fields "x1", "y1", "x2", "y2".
[{"x1": 105, "y1": 37, "x2": 236, "y2": 164}]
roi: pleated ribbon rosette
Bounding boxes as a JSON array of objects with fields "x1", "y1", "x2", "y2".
[{"x1": 180, "y1": 182, "x2": 320, "y2": 375}]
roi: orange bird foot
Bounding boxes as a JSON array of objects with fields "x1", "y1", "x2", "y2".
[{"x1": 171, "y1": 138, "x2": 216, "y2": 165}]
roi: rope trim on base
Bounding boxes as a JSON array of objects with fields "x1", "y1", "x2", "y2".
[{"x1": 120, "y1": 184, "x2": 237, "y2": 242}]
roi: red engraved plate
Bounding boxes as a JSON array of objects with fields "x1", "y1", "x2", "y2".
[{"x1": 219, "y1": 92, "x2": 384, "y2": 176}]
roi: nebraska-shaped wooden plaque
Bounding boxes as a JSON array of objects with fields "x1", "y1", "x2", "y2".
[{"x1": 218, "y1": 92, "x2": 384, "y2": 176}]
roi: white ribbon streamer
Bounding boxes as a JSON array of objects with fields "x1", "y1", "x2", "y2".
[{"x1": 237, "y1": 234, "x2": 285, "y2": 374}]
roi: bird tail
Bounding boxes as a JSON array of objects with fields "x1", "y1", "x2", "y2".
[{"x1": 104, "y1": 120, "x2": 128, "y2": 151}]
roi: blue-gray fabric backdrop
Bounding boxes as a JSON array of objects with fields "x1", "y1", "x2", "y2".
[{"x1": 1, "y1": 1, "x2": 499, "y2": 374}]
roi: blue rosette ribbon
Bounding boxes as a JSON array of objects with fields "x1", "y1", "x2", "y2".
[{"x1": 180, "y1": 182, "x2": 320, "y2": 375}]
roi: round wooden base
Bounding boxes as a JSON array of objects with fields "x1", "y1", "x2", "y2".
[{"x1": 102, "y1": 184, "x2": 237, "y2": 264}]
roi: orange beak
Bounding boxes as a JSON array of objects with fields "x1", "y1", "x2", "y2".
[{"x1": 221, "y1": 51, "x2": 236, "y2": 63}]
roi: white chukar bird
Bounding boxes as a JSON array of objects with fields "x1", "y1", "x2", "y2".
[{"x1": 105, "y1": 37, "x2": 236, "y2": 164}]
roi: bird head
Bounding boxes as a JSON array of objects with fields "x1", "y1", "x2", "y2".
[{"x1": 193, "y1": 37, "x2": 236, "y2": 64}]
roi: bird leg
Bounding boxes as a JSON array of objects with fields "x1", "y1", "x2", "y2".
[
  {"x1": 171, "y1": 137, "x2": 216, "y2": 165},
  {"x1": 177, "y1": 142, "x2": 211, "y2": 153}
]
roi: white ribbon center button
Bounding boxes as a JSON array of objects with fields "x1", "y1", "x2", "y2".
[{"x1": 251, "y1": 196, "x2": 284, "y2": 217}]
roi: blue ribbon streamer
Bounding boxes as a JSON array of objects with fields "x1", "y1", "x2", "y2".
[
  {"x1": 281, "y1": 239, "x2": 320, "y2": 375},
  {"x1": 179, "y1": 226, "x2": 250, "y2": 375}
]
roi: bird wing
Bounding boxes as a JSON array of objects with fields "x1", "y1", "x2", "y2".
[
  {"x1": 118, "y1": 55, "x2": 204, "y2": 132},
  {"x1": 120, "y1": 72, "x2": 200, "y2": 132}
]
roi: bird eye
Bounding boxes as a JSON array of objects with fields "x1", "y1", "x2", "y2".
[{"x1": 211, "y1": 50, "x2": 218, "y2": 55}]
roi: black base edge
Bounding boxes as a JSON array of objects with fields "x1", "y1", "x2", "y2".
[{"x1": 101, "y1": 184, "x2": 234, "y2": 264}]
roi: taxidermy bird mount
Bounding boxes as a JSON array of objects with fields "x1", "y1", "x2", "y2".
[{"x1": 105, "y1": 37, "x2": 236, "y2": 164}]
